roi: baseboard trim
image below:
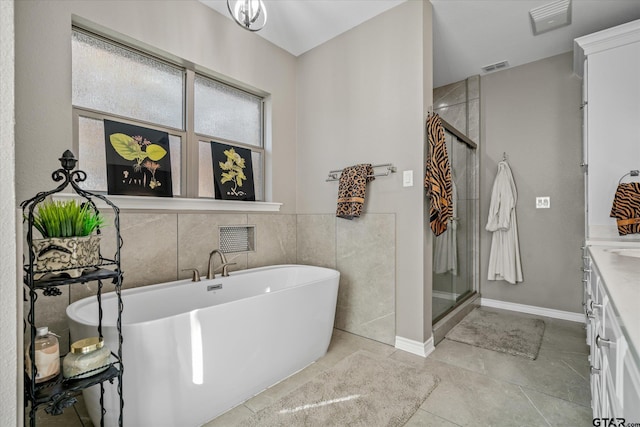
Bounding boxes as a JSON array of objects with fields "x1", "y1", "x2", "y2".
[
  {"x1": 481, "y1": 298, "x2": 585, "y2": 323},
  {"x1": 395, "y1": 336, "x2": 435, "y2": 358}
]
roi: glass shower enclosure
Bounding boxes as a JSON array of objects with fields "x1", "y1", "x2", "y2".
[{"x1": 432, "y1": 126, "x2": 478, "y2": 323}]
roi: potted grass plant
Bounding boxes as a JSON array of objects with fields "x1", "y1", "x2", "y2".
[{"x1": 31, "y1": 199, "x2": 104, "y2": 280}]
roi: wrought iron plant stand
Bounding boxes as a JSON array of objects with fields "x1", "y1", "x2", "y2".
[{"x1": 22, "y1": 151, "x2": 124, "y2": 426}]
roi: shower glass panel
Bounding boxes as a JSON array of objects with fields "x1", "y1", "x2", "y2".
[{"x1": 432, "y1": 130, "x2": 478, "y2": 322}]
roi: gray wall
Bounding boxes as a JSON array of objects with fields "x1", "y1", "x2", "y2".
[
  {"x1": 421, "y1": 1, "x2": 435, "y2": 340},
  {"x1": 296, "y1": 0, "x2": 434, "y2": 344},
  {"x1": 0, "y1": 0, "x2": 19, "y2": 424},
  {"x1": 14, "y1": 0, "x2": 298, "y2": 211},
  {"x1": 16, "y1": 0, "x2": 436, "y2": 355},
  {"x1": 480, "y1": 52, "x2": 584, "y2": 313}
]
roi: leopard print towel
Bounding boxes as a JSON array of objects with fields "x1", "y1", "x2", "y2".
[
  {"x1": 336, "y1": 164, "x2": 374, "y2": 220},
  {"x1": 610, "y1": 182, "x2": 640, "y2": 235},
  {"x1": 424, "y1": 113, "x2": 452, "y2": 236}
]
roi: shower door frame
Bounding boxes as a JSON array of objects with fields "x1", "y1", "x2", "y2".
[{"x1": 431, "y1": 118, "x2": 479, "y2": 324}]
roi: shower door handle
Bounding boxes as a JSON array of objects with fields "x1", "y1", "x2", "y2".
[{"x1": 596, "y1": 335, "x2": 612, "y2": 348}]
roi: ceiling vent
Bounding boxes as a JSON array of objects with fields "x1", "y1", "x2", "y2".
[
  {"x1": 481, "y1": 60, "x2": 510, "y2": 73},
  {"x1": 529, "y1": 0, "x2": 572, "y2": 36}
]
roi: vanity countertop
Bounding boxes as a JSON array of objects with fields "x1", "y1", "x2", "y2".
[{"x1": 588, "y1": 246, "x2": 640, "y2": 364}]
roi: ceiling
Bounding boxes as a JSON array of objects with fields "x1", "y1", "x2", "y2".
[{"x1": 201, "y1": 0, "x2": 640, "y2": 88}]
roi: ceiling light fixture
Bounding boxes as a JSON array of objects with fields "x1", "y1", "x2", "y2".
[
  {"x1": 529, "y1": 0, "x2": 571, "y2": 36},
  {"x1": 227, "y1": 0, "x2": 267, "y2": 32}
]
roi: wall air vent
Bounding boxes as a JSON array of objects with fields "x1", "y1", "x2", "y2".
[
  {"x1": 481, "y1": 60, "x2": 510, "y2": 73},
  {"x1": 529, "y1": 0, "x2": 572, "y2": 36}
]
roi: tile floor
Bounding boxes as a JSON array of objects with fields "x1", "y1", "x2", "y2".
[{"x1": 36, "y1": 307, "x2": 593, "y2": 426}]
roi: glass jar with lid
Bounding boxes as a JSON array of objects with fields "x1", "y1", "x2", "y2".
[
  {"x1": 25, "y1": 326, "x2": 60, "y2": 383},
  {"x1": 63, "y1": 337, "x2": 111, "y2": 379}
]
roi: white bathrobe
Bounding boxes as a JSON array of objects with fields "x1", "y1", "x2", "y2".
[{"x1": 486, "y1": 160, "x2": 523, "y2": 284}]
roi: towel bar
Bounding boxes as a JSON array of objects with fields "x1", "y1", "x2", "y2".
[{"x1": 326, "y1": 163, "x2": 397, "y2": 182}]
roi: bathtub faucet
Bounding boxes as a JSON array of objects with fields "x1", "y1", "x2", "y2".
[{"x1": 207, "y1": 249, "x2": 235, "y2": 279}]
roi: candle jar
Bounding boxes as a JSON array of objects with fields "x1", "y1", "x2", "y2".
[
  {"x1": 25, "y1": 326, "x2": 60, "y2": 383},
  {"x1": 63, "y1": 337, "x2": 111, "y2": 379}
]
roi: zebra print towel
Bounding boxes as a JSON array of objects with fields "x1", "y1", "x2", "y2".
[
  {"x1": 424, "y1": 113, "x2": 452, "y2": 236},
  {"x1": 610, "y1": 182, "x2": 640, "y2": 235}
]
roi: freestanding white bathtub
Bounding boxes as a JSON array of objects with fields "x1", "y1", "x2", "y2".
[{"x1": 66, "y1": 264, "x2": 340, "y2": 427}]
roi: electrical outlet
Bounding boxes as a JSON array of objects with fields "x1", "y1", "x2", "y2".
[{"x1": 536, "y1": 196, "x2": 550, "y2": 209}]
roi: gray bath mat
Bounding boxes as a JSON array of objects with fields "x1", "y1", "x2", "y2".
[
  {"x1": 240, "y1": 350, "x2": 439, "y2": 426},
  {"x1": 446, "y1": 308, "x2": 545, "y2": 360}
]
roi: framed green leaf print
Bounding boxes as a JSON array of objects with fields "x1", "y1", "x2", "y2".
[
  {"x1": 211, "y1": 142, "x2": 255, "y2": 201},
  {"x1": 104, "y1": 120, "x2": 173, "y2": 197}
]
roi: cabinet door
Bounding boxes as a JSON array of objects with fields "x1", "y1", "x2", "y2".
[
  {"x1": 583, "y1": 255, "x2": 593, "y2": 345},
  {"x1": 603, "y1": 299, "x2": 625, "y2": 405},
  {"x1": 590, "y1": 278, "x2": 606, "y2": 364},
  {"x1": 623, "y1": 353, "x2": 640, "y2": 421},
  {"x1": 586, "y1": 41, "x2": 640, "y2": 237},
  {"x1": 595, "y1": 278, "x2": 631, "y2": 421},
  {"x1": 592, "y1": 371, "x2": 603, "y2": 420},
  {"x1": 590, "y1": 262, "x2": 601, "y2": 304},
  {"x1": 590, "y1": 294, "x2": 605, "y2": 418},
  {"x1": 604, "y1": 364, "x2": 622, "y2": 419},
  {"x1": 588, "y1": 268, "x2": 606, "y2": 418}
]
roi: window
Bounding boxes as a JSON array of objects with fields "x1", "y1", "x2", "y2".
[
  {"x1": 71, "y1": 28, "x2": 265, "y2": 201},
  {"x1": 194, "y1": 76, "x2": 262, "y2": 147},
  {"x1": 194, "y1": 75, "x2": 264, "y2": 201}
]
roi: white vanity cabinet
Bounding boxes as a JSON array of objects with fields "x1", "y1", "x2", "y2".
[
  {"x1": 623, "y1": 355, "x2": 640, "y2": 422},
  {"x1": 585, "y1": 248, "x2": 640, "y2": 421},
  {"x1": 584, "y1": 254, "x2": 605, "y2": 418},
  {"x1": 574, "y1": 19, "x2": 640, "y2": 242},
  {"x1": 575, "y1": 19, "x2": 640, "y2": 423}
]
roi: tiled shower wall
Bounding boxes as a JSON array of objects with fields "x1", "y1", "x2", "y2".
[
  {"x1": 30, "y1": 211, "x2": 396, "y2": 351},
  {"x1": 432, "y1": 76, "x2": 480, "y2": 299},
  {"x1": 433, "y1": 75, "x2": 480, "y2": 141}
]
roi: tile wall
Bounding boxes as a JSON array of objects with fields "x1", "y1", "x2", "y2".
[
  {"x1": 28, "y1": 211, "x2": 395, "y2": 352},
  {"x1": 27, "y1": 212, "x2": 297, "y2": 352},
  {"x1": 297, "y1": 214, "x2": 396, "y2": 346}
]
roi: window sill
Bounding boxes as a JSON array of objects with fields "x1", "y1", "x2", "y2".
[{"x1": 53, "y1": 193, "x2": 282, "y2": 212}]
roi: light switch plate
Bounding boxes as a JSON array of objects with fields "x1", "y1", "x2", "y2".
[
  {"x1": 536, "y1": 196, "x2": 550, "y2": 209},
  {"x1": 403, "y1": 170, "x2": 413, "y2": 187}
]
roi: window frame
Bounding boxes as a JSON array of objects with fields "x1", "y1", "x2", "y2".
[
  {"x1": 72, "y1": 107, "x2": 189, "y2": 196},
  {"x1": 191, "y1": 71, "x2": 266, "y2": 201},
  {"x1": 71, "y1": 27, "x2": 270, "y2": 208}
]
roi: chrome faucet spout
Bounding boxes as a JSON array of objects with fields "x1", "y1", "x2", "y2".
[{"x1": 207, "y1": 249, "x2": 229, "y2": 279}]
